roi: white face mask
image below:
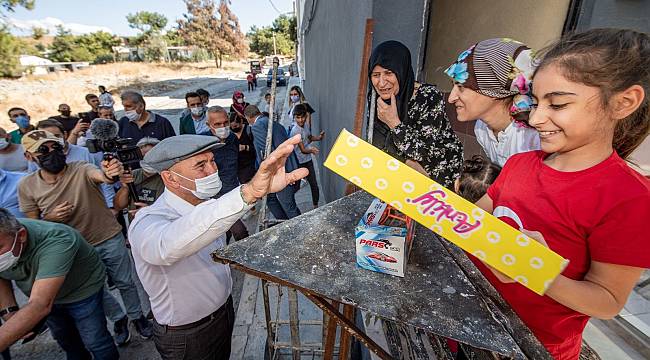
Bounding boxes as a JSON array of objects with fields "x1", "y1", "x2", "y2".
[
  {"x1": 0, "y1": 233, "x2": 22, "y2": 272},
  {"x1": 236, "y1": 98, "x2": 244, "y2": 104},
  {"x1": 190, "y1": 106, "x2": 205, "y2": 117},
  {"x1": 0, "y1": 138, "x2": 9, "y2": 150},
  {"x1": 125, "y1": 110, "x2": 140, "y2": 122},
  {"x1": 213, "y1": 127, "x2": 230, "y2": 139},
  {"x1": 290, "y1": 95, "x2": 300, "y2": 103},
  {"x1": 171, "y1": 170, "x2": 222, "y2": 200}
]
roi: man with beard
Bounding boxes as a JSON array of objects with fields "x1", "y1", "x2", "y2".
[
  {"x1": 49, "y1": 104, "x2": 80, "y2": 133},
  {"x1": 17, "y1": 130, "x2": 153, "y2": 344}
]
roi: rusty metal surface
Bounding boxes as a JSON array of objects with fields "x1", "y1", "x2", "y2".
[{"x1": 213, "y1": 191, "x2": 532, "y2": 358}]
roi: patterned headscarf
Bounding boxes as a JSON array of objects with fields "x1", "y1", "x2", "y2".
[{"x1": 445, "y1": 38, "x2": 536, "y2": 123}]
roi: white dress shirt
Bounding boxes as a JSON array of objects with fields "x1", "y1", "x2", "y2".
[
  {"x1": 474, "y1": 120, "x2": 541, "y2": 166},
  {"x1": 128, "y1": 186, "x2": 253, "y2": 326}
]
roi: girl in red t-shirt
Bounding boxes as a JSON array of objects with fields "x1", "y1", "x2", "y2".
[{"x1": 465, "y1": 29, "x2": 650, "y2": 359}]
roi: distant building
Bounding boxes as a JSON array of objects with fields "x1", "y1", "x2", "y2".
[{"x1": 19, "y1": 55, "x2": 89, "y2": 75}]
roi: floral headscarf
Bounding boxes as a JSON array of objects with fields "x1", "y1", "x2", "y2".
[{"x1": 445, "y1": 38, "x2": 536, "y2": 123}]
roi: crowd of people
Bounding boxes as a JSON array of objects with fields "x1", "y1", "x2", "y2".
[
  {"x1": 0, "y1": 73, "x2": 321, "y2": 358},
  {"x1": 0, "y1": 27, "x2": 648, "y2": 360}
]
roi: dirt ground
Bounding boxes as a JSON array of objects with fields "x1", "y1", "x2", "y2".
[{"x1": 0, "y1": 60, "x2": 249, "y2": 132}]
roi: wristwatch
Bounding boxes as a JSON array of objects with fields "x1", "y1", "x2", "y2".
[
  {"x1": 0, "y1": 306, "x2": 19, "y2": 317},
  {"x1": 240, "y1": 185, "x2": 258, "y2": 206}
]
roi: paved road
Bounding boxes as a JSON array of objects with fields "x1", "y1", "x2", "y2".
[{"x1": 9, "y1": 75, "x2": 291, "y2": 360}]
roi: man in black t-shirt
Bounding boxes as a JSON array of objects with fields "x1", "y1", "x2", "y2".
[{"x1": 49, "y1": 104, "x2": 80, "y2": 133}]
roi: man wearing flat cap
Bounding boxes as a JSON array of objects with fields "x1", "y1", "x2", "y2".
[{"x1": 128, "y1": 134, "x2": 307, "y2": 359}]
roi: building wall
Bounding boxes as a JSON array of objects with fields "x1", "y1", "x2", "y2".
[
  {"x1": 423, "y1": 0, "x2": 571, "y2": 91},
  {"x1": 301, "y1": 0, "x2": 373, "y2": 201},
  {"x1": 371, "y1": 0, "x2": 429, "y2": 77},
  {"x1": 300, "y1": 0, "x2": 428, "y2": 202},
  {"x1": 575, "y1": 0, "x2": 650, "y2": 32}
]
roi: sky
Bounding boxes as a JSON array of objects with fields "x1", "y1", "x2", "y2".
[{"x1": 5, "y1": 0, "x2": 294, "y2": 36}]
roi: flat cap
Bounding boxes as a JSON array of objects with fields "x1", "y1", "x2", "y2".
[{"x1": 142, "y1": 135, "x2": 224, "y2": 173}]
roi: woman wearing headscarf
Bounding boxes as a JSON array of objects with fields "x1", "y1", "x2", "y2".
[
  {"x1": 445, "y1": 38, "x2": 540, "y2": 166},
  {"x1": 368, "y1": 40, "x2": 463, "y2": 188},
  {"x1": 230, "y1": 90, "x2": 250, "y2": 124}
]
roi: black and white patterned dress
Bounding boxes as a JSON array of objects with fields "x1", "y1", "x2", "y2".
[{"x1": 390, "y1": 83, "x2": 464, "y2": 188}]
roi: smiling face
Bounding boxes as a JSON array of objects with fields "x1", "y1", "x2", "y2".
[
  {"x1": 529, "y1": 63, "x2": 614, "y2": 156},
  {"x1": 370, "y1": 65, "x2": 399, "y2": 100},
  {"x1": 448, "y1": 83, "x2": 500, "y2": 122}
]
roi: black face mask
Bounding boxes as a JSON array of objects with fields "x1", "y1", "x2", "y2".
[
  {"x1": 37, "y1": 149, "x2": 67, "y2": 174},
  {"x1": 60, "y1": 111, "x2": 71, "y2": 117}
]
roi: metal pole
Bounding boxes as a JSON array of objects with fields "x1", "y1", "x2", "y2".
[
  {"x1": 367, "y1": 88, "x2": 377, "y2": 143},
  {"x1": 256, "y1": 57, "x2": 280, "y2": 232}
]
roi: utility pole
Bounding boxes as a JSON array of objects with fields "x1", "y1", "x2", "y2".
[{"x1": 273, "y1": 33, "x2": 277, "y2": 55}]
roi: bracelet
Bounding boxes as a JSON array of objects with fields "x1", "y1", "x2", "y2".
[
  {"x1": 240, "y1": 185, "x2": 258, "y2": 206},
  {"x1": 0, "y1": 306, "x2": 19, "y2": 317}
]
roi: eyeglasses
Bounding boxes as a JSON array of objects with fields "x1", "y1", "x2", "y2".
[{"x1": 37, "y1": 142, "x2": 63, "y2": 155}]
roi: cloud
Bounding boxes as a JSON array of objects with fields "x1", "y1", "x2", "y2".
[{"x1": 7, "y1": 17, "x2": 114, "y2": 35}]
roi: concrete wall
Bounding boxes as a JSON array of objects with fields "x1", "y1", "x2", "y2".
[
  {"x1": 575, "y1": 0, "x2": 650, "y2": 32},
  {"x1": 301, "y1": 0, "x2": 373, "y2": 201},
  {"x1": 371, "y1": 0, "x2": 429, "y2": 77},
  {"x1": 423, "y1": 0, "x2": 571, "y2": 91},
  {"x1": 300, "y1": 0, "x2": 428, "y2": 202}
]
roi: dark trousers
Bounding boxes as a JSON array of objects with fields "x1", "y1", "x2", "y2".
[
  {"x1": 298, "y1": 160, "x2": 320, "y2": 206},
  {"x1": 247, "y1": 81, "x2": 254, "y2": 92},
  {"x1": 267, "y1": 184, "x2": 301, "y2": 220},
  {"x1": 226, "y1": 219, "x2": 249, "y2": 244},
  {"x1": 153, "y1": 297, "x2": 235, "y2": 360},
  {"x1": 46, "y1": 290, "x2": 119, "y2": 360}
]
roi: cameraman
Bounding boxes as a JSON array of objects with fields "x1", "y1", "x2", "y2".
[
  {"x1": 114, "y1": 137, "x2": 164, "y2": 219},
  {"x1": 17, "y1": 129, "x2": 153, "y2": 342}
]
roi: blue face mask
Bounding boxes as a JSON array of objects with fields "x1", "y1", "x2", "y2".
[{"x1": 15, "y1": 115, "x2": 30, "y2": 129}]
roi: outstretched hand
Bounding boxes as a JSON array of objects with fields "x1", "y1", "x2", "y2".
[{"x1": 241, "y1": 134, "x2": 309, "y2": 203}]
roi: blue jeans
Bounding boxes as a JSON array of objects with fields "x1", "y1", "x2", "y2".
[
  {"x1": 94, "y1": 232, "x2": 144, "y2": 320},
  {"x1": 46, "y1": 290, "x2": 119, "y2": 360},
  {"x1": 267, "y1": 184, "x2": 301, "y2": 220}
]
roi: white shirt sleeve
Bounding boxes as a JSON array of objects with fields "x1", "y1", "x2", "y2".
[{"x1": 130, "y1": 186, "x2": 253, "y2": 266}]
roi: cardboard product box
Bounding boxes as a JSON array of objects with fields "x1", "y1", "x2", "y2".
[{"x1": 355, "y1": 198, "x2": 415, "y2": 277}]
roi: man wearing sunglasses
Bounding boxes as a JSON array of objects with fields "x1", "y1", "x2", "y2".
[{"x1": 16, "y1": 130, "x2": 154, "y2": 344}]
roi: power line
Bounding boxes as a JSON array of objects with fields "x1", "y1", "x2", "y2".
[{"x1": 268, "y1": 0, "x2": 282, "y2": 14}]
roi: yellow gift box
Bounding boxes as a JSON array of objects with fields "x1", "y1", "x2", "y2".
[{"x1": 324, "y1": 129, "x2": 568, "y2": 295}]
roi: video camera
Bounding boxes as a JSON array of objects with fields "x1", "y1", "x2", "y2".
[{"x1": 86, "y1": 137, "x2": 142, "y2": 168}]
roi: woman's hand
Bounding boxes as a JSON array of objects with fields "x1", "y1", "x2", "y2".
[{"x1": 377, "y1": 93, "x2": 401, "y2": 129}]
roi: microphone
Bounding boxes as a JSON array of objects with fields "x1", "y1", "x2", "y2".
[{"x1": 90, "y1": 118, "x2": 119, "y2": 141}]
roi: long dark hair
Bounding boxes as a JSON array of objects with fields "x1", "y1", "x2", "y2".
[
  {"x1": 534, "y1": 28, "x2": 650, "y2": 159},
  {"x1": 457, "y1": 156, "x2": 501, "y2": 203}
]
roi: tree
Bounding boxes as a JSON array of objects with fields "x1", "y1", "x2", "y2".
[
  {"x1": 48, "y1": 25, "x2": 77, "y2": 62},
  {"x1": 0, "y1": 26, "x2": 22, "y2": 77},
  {"x1": 126, "y1": 11, "x2": 169, "y2": 62},
  {"x1": 31, "y1": 26, "x2": 48, "y2": 40},
  {"x1": 246, "y1": 14, "x2": 296, "y2": 57},
  {"x1": 48, "y1": 26, "x2": 120, "y2": 63},
  {"x1": 163, "y1": 28, "x2": 185, "y2": 46},
  {"x1": 1, "y1": 0, "x2": 33, "y2": 15},
  {"x1": 178, "y1": 0, "x2": 247, "y2": 68},
  {"x1": 126, "y1": 11, "x2": 168, "y2": 34}
]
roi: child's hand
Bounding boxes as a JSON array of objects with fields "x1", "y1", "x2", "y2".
[
  {"x1": 522, "y1": 229, "x2": 549, "y2": 248},
  {"x1": 310, "y1": 147, "x2": 320, "y2": 155}
]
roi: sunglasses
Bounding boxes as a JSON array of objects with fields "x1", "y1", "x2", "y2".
[{"x1": 37, "y1": 142, "x2": 63, "y2": 155}]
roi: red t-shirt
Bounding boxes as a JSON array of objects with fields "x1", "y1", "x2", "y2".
[{"x1": 475, "y1": 150, "x2": 650, "y2": 359}]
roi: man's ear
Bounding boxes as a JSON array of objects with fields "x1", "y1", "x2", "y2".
[
  {"x1": 160, "y1": 170, "x2": 178, "y2": 189},
  {"x1": 24, "y1": 152, "x2": 36, "y2": 162}
]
